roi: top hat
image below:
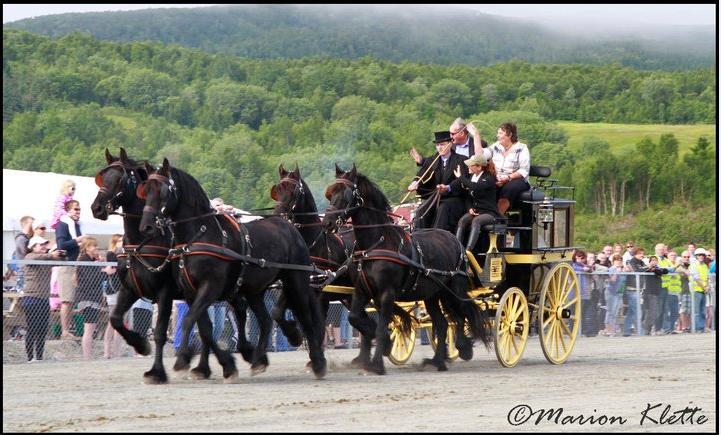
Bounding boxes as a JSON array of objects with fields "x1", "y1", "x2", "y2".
[{"x1": 433, "y1": 131, "x2": 452, "y2": 143}]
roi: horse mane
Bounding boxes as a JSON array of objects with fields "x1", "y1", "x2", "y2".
[
  {"x1": 299, "y1": 178, "x2": 318, "y2": 212},
  {"x1": 352, "y1": 172, "x2": 391, "y2": 222},
  {"x1": 169, "y1": 166, "x2": 213, "y2": 214}
]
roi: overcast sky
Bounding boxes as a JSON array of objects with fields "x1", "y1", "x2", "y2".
[{"x1": 3, "y1": 3, "x2": 716, "y2": 26}]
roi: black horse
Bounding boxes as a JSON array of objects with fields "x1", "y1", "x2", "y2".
[
  {"x1": 271, "y1": 165, "x2": 367, "y2": 353},
  {"x1": 322, "y1": 164, "x2": 491, "y2": 375},
  {"x1": 138, "y1": 158, "x2": 327, "y2": 379},
  {"x1": 91, "y1": 148, "x2": 256, "y2": 383}
]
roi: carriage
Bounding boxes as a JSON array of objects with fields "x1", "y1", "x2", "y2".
[{"x1": 323, "y1": 165, "x2": 580, "y2": 368}]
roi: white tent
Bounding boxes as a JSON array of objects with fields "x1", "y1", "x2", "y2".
[{"x1": 3, "y1": 169, "x2": 124, "y2": 259}]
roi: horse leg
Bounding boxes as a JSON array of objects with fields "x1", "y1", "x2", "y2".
[
  {"x1": 423, "y1": 295, "x2": 449, "y2": 371},
  {"x1": 110, "y1": 288, "x2": 147, "y2": 355},
  {"x1": 281, "y1": 272, "x2": 327, "y2": 379},
  {"x1": 246, "y1": 292, "x2": 271, "y2": 375},
  {"x1": 174, "y1": 295, "x2": 237, "y2": 381},
  {"x1": 366, "y1": 290, "x2": 393, "y2": 375},
  {"x1": 228, "y1": 294, "x2": 254, "y2": 364},
  {"x1": 143, "y1": 288, "x2": 172, "y2": 384},
  {"x1": 271, "y1": 290, "x2": 303, "y2": 348},
  {"x1": 348, "y1": 291, "x2": 374, "y2": 369},
  {"x1": 446, "y1": 276, "x2": 474, "y2": 361},
  {"x1": 189, "y1": 310, "x2": 213, "y2": 380}
]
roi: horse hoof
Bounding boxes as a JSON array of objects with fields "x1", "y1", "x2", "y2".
[
  {"x1": 238, "y1": 345, "x2": 255, "y2": 364},
  {"x1": 458, "y1": 346, "x2": 473, "y2": 361},
  {"x1": 136, "y1": 340, "x2": 152, "y2": 356},
  {"x1": 190, "y1": 367, "x2": 211, "y2": 380},
  {"x1": 223, "y1": 371, "x2": 240, "y2": 384},
  {"x1": 251, "y1": 364, "x2": 267, "y2": 376},
  {"x1": 421, "y1": 358, "x2": 448, "y2": 372},
  {"x1": 142, "y1": 370, "x2": 168, "y2": 385},
  {"x1": 312, "y1": 359, "x2": 327, "y2": 379},
  {"x1": 350, "y1": 357, "x2": 368, "y2": 369},
  {"x1": 287, "y1": 331, "x2": 303, "y2": 348},
  {"x1": 363, "y1": 363, "x2": 386, "y2": 376},
  {"x1": 173, "y1": 359, "x2": 191, "y2": 373}
]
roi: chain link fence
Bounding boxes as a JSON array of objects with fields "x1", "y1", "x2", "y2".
[
  {"x1": 3, "y1": 259, "x2": 358, "y2": 361},
  {"x1": 3, "y1": 258, "x2": 716, "y2": 362},
  {"x1": 575, "y1": 270, "x2": 716, "y2": 337}
]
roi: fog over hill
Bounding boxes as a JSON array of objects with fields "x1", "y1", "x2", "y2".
[{"x1": 4, "y1": 4, "x2": 715, "y2": 70}]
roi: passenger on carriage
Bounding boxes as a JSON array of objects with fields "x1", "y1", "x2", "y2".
[
  {"x1": 409, "y1": 118, "x2": 488, "y2": 164},
  {"x1": 406, "y1": 131, "x2": 468, "y2": 234},
  {"x1": 478, "y1": 122, "x2": 531, "y2": 215},
  {"x1": 437, "y1": 153, "x2": 500, "y2": 254}
]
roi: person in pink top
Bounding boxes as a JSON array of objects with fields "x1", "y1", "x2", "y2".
[{"x1": 50, "y1": 180, "x2": 76, "y2": 230}]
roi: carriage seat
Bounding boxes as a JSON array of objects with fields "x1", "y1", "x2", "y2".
[
  {"x1": 482, "y1": 217, "x2": 507, "y2": 235},
  {"x1": 517, "y1": 165, "x2": 551, "y2": 202}
]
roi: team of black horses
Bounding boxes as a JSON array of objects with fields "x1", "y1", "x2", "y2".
[{"x1": 92, "y1": 148, "x2": 492, "y2": 382}]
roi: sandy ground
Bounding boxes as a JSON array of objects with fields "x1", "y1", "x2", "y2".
[{"x1": 2, "y1": 332, "x2": 716, "y2": 432}]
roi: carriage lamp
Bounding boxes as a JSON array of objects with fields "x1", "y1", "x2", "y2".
[{"x1": 538, "y1": 197, "x2": 554, "y2": 224}]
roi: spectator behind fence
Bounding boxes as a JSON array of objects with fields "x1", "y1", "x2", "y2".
[
  {"x1": 50, "y1": 179, "x2": 76, "y2": 230},
  {"x1": 103, "y1": 234, "x2": 124, "y2": 359},
  {"x1": 661, "y1": 251, "x2": 681, "y2": 334},
  {"x1": 22, "y1": 236, "x2": 66, "y2": 362},
  {"x1": 642, "y1": 255, "x2": 668, "y2": 336},
  {"x1": 571, "y1": 250, "x2": 595, "y2": 336},
  {"x1": 689, "y1": 248, "x2": 709, "y2": 332},
  {"x1": 622, "y1": 247, "x2": 645, "y2": 336},
  {"x1": 76, "y1": 237, "x2": 104, "y2": 360},
  {"x1": 675, "y1": 251, "x2": 693, "y2": 333},
  {"x1": 653, "y1": 243, "x2": 671, "y2": 333},
  {"x1": 55, "y1": 200, "x2": 86, "y2": 340},
  {"x1": 601, "y1": 254, "x2": 625, "y2": 336},
  {"x1": 704, "y1": 249, "x2": 715, "y2": 332},
  {"x1": 13, "y1": 215, "x2": 35, "y2": 291},
  {"x1": 589, "y1": 253, "x2": 608, "y2": 337}
]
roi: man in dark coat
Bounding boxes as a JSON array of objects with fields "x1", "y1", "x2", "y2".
[
  {"x1": 408, "y1": 131, "x2": 468, "y2": 234},
  {"x1": 410, "y1": 118, "x2": 488, "y2": 164}
]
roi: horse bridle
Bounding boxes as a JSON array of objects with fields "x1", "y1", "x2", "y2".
[
  {"x1": 273, "y1": 177, "x2": 305, "y2": 221},
  {"x1": 325, "y1": 177, "x2": 364, "y2": 229},
  {"x1": 140, "y1": 172, "x2": 179, "y2": 234},
  {"x1": 94, "y1": 161, "x2": 141, "y2": 215}
]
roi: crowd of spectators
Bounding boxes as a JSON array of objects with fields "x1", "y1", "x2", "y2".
[{"x1": 571, "y1": 241, "x2": 716, "y2": 337}]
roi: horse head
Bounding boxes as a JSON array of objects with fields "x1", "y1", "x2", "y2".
[
  {"x1": 91, "y1": 147, "x2": 147, "y2": 220},
  {"x1": 272, "y1": 163, "x2": 309, "y2": 217},
  {"x1": 322, "y1": 163, "x2": 361, "y2": 232},
  {"x1": 138, "y1": 158, "x2": 179, "y2": 238}
]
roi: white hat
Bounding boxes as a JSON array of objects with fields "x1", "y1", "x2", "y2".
[
  {"x1": 464, "y1": 154, "x2": 487, "y2": 167},
  {"x1": 694, "y1": 248, "x2": 708, "y2": 256},
  {"x1": 27, "y1": 236, "x2": 50, "y2": 249}
]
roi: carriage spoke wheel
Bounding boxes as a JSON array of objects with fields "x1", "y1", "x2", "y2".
[
  {"x1": 493, "y1": 287, "x2": 529, "y2": 368},
  {"x1": 429, "y1": 322, "x2": 459, "y2": 361},
  {"x1": 387, "y1": 315, "x2": 416, "y2": 365},
  {"x1": 538, "y1": 262, "x2": 581, "y2": 364}
]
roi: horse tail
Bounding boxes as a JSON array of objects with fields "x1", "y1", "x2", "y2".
[
  {"x1": 392, "y1": 304, "x2": 414, "y2": 341},
  {"x1": 462, "y1": 296, "x2": 492, "y2": 350}
]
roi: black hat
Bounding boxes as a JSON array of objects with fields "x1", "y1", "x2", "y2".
[{"x1": 433, "y1": 131, "x2": 452, "y2": 143}]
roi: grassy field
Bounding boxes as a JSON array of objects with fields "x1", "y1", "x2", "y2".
[{"x1": 557, "y1": 121, "x2": 716, "y2": 156}]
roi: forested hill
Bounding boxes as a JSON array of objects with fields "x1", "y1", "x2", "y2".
[{"x1": 4, "y1": 4, "x2": 714, "y2": 70}]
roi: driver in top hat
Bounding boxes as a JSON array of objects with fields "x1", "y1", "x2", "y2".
[{"x1": 408, "y1": 131, "x2": 468, "y2": 234}]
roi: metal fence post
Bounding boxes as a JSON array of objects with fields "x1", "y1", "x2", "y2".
[
  {"x1": 636, "y1": 274, "x2": 642, "y2": 335},
  {"x1": 689, "y1": 287, "x2": 696, "y2": 334}
]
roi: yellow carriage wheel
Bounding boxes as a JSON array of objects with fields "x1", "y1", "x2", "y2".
[
  {"x1": 493, "y1": 287, "x2": 529, "y2": 368},
  {"x1": 538, "y1": 262, "x2": 581, "y2": 364},
  {"x1": 387, "y1": 314, "x2": 416, "y2": 365},
  {"x1": 429, "y1": 323, "x2": 459, "y2": 361}
]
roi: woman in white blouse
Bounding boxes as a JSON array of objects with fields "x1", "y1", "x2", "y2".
[{"x1": 471, "y1": 122, "x2": 531, "y2": 215}]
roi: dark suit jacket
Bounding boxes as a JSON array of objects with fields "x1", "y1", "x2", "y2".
[
  {"x1": 416, "y1": 151, "x2": 468, "y2": 200},
  {"x1": 55, "y1": 220, "x2": 82, "y2": 261},
  {"x1": 449, "y1": 171, "x2": 500, "y2": 216}
]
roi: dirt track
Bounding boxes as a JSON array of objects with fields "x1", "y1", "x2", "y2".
[{"x1": 2, "y1": 333, "x2": 716, "y2": 432}]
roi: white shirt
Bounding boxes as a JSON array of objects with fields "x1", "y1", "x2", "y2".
[
  {"x1": 470, "y1": 172, "x2": 482, "y2": 183},
  {"x1": 482, "y1": 142, "x2": 531, "y2": 180}
]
